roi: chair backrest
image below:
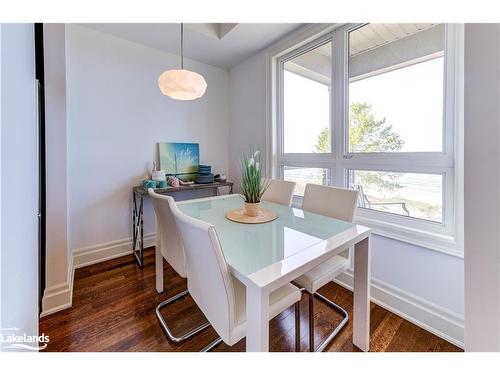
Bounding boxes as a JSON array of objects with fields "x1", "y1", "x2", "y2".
[
  {"x1": 148, "y1": 189, "x2": 186, "y2": 278},
  {"x1": 302, "y1": 184, "x2": 358, "y2": 222},
  {"x1": 166, "y1": 195, "x2": 236, "y2": 344},
  {"x1": 261, "y1": 178, "x2": 296, "y2": 206}
]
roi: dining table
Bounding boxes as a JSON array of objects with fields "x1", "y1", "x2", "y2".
[{"x1": 155, "y1": 193, "x2": 371, "y2": 352}]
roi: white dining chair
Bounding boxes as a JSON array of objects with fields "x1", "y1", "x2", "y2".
[
  {"x1": 294, "y1": 183, "x2": 358, "y2": 352},
  {"x1": 166, "y1": 194, "x2": 302, "y2": 352},
  {"x1": 148, "y1": 188, "x2": 211, "y2": 343},
  {"x1": 261, "y1": 178, "x2": 296, "y2": 206}
]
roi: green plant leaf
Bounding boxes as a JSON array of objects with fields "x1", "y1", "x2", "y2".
[{"x1": 240, "y1": 148, "x2": 267, "y2": 203}]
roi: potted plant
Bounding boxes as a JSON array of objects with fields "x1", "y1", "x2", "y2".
[{"x1": 241, "y1": 150, "x2": 270, "y2": 217}]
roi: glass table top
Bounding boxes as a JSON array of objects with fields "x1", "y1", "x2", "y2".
[{"x1": 178, "y1": 195, "x2": 354, "y2": 276}]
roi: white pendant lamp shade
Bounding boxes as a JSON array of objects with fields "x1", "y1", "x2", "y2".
[
  {"x1": 158, "y1": 23, "x2": 207, "y2": 101},
  {"x1": 158, "y1": 69, "x2": 207, "y2": 100}
]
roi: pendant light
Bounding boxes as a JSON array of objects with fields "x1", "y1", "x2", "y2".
[{"x1": 158, "y1": 23, "x2": 207, "y2": 100}]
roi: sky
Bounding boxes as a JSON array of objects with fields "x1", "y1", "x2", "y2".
[
  {"x1": 349, "y1": 57, "x2": 444, "y2": 152},
  {"x1": 283, "y1": 70, "x2": 330, "y2": 153}
]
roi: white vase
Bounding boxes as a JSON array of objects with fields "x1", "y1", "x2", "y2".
[{"x1": 152, "y1": 170, "x2": 166, "y2": 182}]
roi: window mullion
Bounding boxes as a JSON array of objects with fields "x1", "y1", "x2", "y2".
[{"x1": 331, "y1": 24, "x2": 349, "y2": 187}]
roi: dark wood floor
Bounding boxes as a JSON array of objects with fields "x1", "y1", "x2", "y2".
[{"x1": 40, "y1": 248, "x2": 461, "y2": 352}]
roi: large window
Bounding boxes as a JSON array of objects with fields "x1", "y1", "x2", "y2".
[{"x1": 275, "y1": 24, "x2": 462, "y2": 254}]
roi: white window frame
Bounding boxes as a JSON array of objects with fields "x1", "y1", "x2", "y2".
[{"x1": 268, "y1": 23, "x2": 464, "y2": 257}]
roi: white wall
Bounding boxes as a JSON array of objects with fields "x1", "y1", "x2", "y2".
[
  {"x1": 228, "y1": 41, "x2": 465, "y2": 346},
  {"x1": 0, "y1": 23, "x2": 39, "y2": 350},
  {"x1": 42, "y1": 24, "x2": 72, "y2": 316},
  {"x1": 66, "y1": 25, "x2": 230, "y2": 255},
  {"x1": 464, "y1": 23, "x2": 500, "y2": 351},
  {"x1": 228, "y1": 51, "x2": 268, "y2": 186}
]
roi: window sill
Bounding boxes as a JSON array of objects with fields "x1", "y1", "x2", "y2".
[
  {"x1": 355, "y1": 215, "x2": 463, "y2": 258},
  {"x1": 292, "y1": 195, "x2": 463, "y2": 258}
]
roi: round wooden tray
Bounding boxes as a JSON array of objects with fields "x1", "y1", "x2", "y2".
[{"x1": 225, "y1": 207, "x2": 278, "y2": 224}]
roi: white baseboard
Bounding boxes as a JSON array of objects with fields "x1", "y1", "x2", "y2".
[
  {"x1": 335, "y1": 269, "x2": 465, "y2": 348},
  {"x1": 41, "y1": 233, "x2": 156, "y2": 317},
  {"x1": 40, "y1": 253, "x2": 74, "y2": 318},
  {"x1": 40, "y1": 283, "x2": 71, "y2": 318},
  {"x1": 73, "y1": 233, "x2": 156, "y2": 269}
]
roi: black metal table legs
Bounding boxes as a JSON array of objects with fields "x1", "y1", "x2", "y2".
[{"x1": 132, "y1": 191, "x2": 144, "y2": 267}]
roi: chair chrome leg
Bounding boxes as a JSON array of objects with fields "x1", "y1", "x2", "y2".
[
  {"x1": 204, "y1": 301, "x2": 301, "y2": 353},
  {"x1": 156, "y1": 289, "x2": 211, "y2": 343},
  {"x1": 312, "y1": 291, "x2": 349, "y2": 352},
  {"x1": 295, "y1": 301, "x2": 301, "y2": 352},
  {"x1": 308, "y1": 293, "x2": 314, "y2": 352},
  {"x1": 200, "y1": 337, "x2": 223, "y2": 352}
]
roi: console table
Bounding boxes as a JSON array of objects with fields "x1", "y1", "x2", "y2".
[{"x1": 132, "y1": 181, "x2": 233, "y2": 267}]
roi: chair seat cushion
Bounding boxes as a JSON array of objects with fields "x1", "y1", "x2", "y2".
[
  {"x1": 294, "y1": 255, "x2": 350, "y2": 294},
  {"x1": 229, "y1": 277, "x2": 302, "y2": 345}
]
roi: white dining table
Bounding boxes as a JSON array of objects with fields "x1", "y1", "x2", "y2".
[{"x1": 155, "y1": 194, "x2": 371, "y2": 352}]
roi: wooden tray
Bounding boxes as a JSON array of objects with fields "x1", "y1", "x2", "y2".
[{"x1": 225, "y1": 208, "x2": 278, "y2": 224}]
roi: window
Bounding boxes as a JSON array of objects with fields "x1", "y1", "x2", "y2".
[
  {"x1": 274, "y1": 24, "x2": 463, "y2": 255},
  {"x1": 284, "y1": 166, "x2": 330, "y2": 196},
  {"x1": 347, "y1": 170, "x2": 443, "y2": 223},
  {"x1": 349, "y1": 57, "x2": 444, "y2": 153},
  {"x1": 282, "y1": 40, "x2": 332, "y2": 153}
]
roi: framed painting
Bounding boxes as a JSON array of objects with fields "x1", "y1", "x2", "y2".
[{"x1": 158, "y1": 142, "x2": 199, "y2": 180}]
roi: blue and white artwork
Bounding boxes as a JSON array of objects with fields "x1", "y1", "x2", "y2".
[{"x1": 158, "y1": 142, "x2": 200, "y2": 178}]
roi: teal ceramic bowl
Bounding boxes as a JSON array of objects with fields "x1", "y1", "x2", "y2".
[{"x1": 143, "y1": 180, "x2": 157, "y2": 189}]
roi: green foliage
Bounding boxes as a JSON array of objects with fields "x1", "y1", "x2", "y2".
[
  {"x1": 313, "y1": 102, "x2": 404, "y2": 154},
  {"x1": 349, "y1": 103, "x2": 404, "y2": 153},
  {"x1": 313, "y1": 102, "x2": 404, "y2": 192},
  {"x1": 314, "y1": 127, "x2": 330, "y2": 153},
  {"x1": 241, "y1": 150, "x2": 270, "y2": 203},
  {"x1": 354, "y1": 170, "x2": 402, "y2": 193}
]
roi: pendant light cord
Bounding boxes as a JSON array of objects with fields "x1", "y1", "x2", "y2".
[{"x1": 180, "y1": 23, "x2": 184, "y2": 69}]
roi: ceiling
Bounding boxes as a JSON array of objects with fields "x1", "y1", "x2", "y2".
[
  {"x1": 79, "y1": 23, "x2": 305, "y2": 69},
  {"x1": 304, "y1": 23, "x2": 438, "y2": 59},
  {"x1": 349, "y1": 23, "x2": 438, "y2": 56},
  {"x1": 285, "y1": 23, "x2": 441, "y2": 84}
]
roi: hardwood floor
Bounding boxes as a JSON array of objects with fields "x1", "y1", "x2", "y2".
[{"x1": 40, "y1": 248, "x2": 461, "y2": 352}]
